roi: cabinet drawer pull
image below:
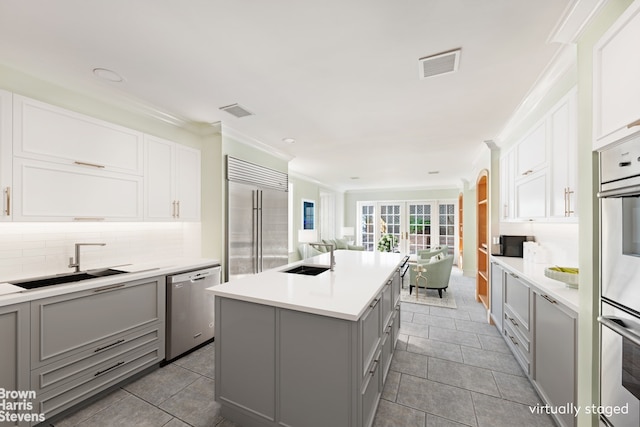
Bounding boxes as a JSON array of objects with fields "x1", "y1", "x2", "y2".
[
  {"x1": 193, "y1": 333, "x2": 202, "y2": 339},
  {"x1": 509, "y1": 317, "x2": 518, "y2": 326},
  {"x1": 541, "y1": 294, "x2": 557, "y2": 304},
  {"x1": 508, "y1": 335, "x2": 518, "y2": 346},
  {"x1": 627, "y1": 118, "x2": 640, "y2": 129},
  {"x1": 370, "y1": 298, "x2": 380, "y2": 308},
  {"x1": 74, "y1": 217, "x2": 105, "y2": 221},
  {"x1": 522, "y1": 169, "x2": 533, "y2": 176},
  {"x1": 74, "y1": 160, "x2": 105, "y2": 169},
  {"x1": 509, "y1": 272, "x2": 519, "y2": 279},
  {"x1": 95, "y1": 361, "x2": 125, "y2": 377},
  {"x1": 94, "y1": 339, "x2": 125, "y2": 353},
  {"x1": 93, "y1": 283, "x2": 125, "y2": 293},
  {"x1": 4, "y1": 187, "x2": 9, "y2": 216},
  {"x1": 369, "y1": 359, "x2": 379, "y2": 375},
  {"x1": 176, "y1": 200, "x2": 180, "y2": 218}
]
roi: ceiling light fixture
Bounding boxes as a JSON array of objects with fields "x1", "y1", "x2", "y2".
[
  {"x1": 428, "y1": 170, "x2": 440, "y2": 174},
  {"x1": 92, "y1": 67, "x2": 124, "y2": 83},
  {"x1": 282, "y1": 138, "x2": 296, "y2": 144}
]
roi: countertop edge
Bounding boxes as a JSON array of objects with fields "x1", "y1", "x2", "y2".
[
  {"x1": 0, "y1": 258, "x2": 220, "y2": 307},
  {"x1": 491, "y1": 256, "x2": 579, "y2": 313}
]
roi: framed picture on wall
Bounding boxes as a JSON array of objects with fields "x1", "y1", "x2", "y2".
[{"x1": 302, "y1": 199, "x2": 315, "y2": 230}]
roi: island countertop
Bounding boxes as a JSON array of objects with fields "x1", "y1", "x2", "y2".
[{"x1": 208, "y1": 250, "x2": 405, "y2": 321}]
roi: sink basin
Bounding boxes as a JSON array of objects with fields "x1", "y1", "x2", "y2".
[
  {"x1": 282, "y1": 265, "x2": 330, "y2": 276},
  {"x1": 10, "y1": 268, "x2": 127, "y2": 290}
]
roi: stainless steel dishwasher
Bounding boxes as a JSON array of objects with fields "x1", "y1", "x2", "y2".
[{"x1": 166, "y1": 265, "x2": 220, "y2": 361}]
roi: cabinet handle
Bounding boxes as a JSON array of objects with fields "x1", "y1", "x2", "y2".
[
  {"x1": 509, "y1": 317, "x2": 518, "y2": 326},
  {"x1": 93, "y1": 283, "x2": 125, "y2": 293},
  {"x1": 95, "y1": 361, "x2": 125, "y2": 377},
  {"x1": 193, "y1": 332, "x2": 202, "y2": 339},
  {"x1": 369, "y1": 359, "x2": 379, "y2": 375},
  {"x1": 94, "y1": 339, "x2": 125, "y2": 353},
  {"x1": 503, "y1": 204, "x2": 508, "y2": 218},
  {"x1": 541, "y1": 294, "x2": 557, "y2": 304},
  {"x1": 370, "y1": 298, "x2": 380, "y2": 309},
  {"x1": 176, "y1": 200, "x2": 180, "y2": 218},
  {"x1": 74, "y1": 217, "x2": 105, "y2": 221},
  {"x1": 522, "y1": 169, "x2": 533, "y2": 176},
  {"x1": 627, "y1": 118, "x2": 640, "y2": 129},
  {"x1": 508, "y1": 335, "x2": 518, "y2": 346},
  {"x1": 509, "y1": 272, "x2": 519, "y2": 279},
  {"x1": 172, "y1": 201, "x2": 177, "y2": 218},
  {"x1": 74, "y1": 160, "x2": 105, "y2": 169},
  {"x1": 566, "y1": 188, "x2": 574, "y2": 216},
  {"x1": 4, "y1": 187, "x2": 9, "y2": 216}
]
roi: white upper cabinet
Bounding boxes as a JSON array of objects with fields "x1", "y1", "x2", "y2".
[
  {"x1": 145, "y1": 135, "x2": 200, "y2": 221},
  {"x1": 501, "y1": 88, "x2": 577, "y2": 222},
  {"x1": 549, "y1": 88, "x2": 577, "y2": 219},
  {"x1": 516, "y1": 121, "x2": 547, "y2": 177},
  {"x1": 593, "y1": 0, "x2": 640, "y2": 150},
  {"x1": 13, "y1": 95, "x2": 143, "y2": 175},
  {"x1": 12, "y1": 158, "x2": 143, "y2": 221},
  {"x1": 0, "y1": 89, "x2": 12, "y2": 222}
]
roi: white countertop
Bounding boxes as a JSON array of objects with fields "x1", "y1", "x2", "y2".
[
  {"x1": 209, "y1": 251, "x2": 405, "y2": 321},
  {"x1": 0, "y1": 257, "x2": 220, "y2": 307},
  {"x1": 491, "y1": 256, "x2": 579, "y2": 313}
]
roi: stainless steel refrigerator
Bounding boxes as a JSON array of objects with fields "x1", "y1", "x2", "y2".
[{"x1": 226, "y1": 156, "x2": 289, "y2": 281}]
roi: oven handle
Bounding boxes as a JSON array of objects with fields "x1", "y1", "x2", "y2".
[
  {"x1": 598, "y1": 184, "x2": 640, "y2": 198},
  {"x1": 598, "y1": 315, "x2": 640, "y2": 346}
]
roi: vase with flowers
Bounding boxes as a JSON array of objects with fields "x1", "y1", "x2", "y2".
[{"x1": 377, "y1": 234, "x2": 397, "y2": 252}]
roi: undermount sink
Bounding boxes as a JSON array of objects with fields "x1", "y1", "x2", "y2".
[
  {"x1": 282, "y1": 265, "x2": 330, "y2": 276},
  {"x1": 10, "y1": 268, "x2": 128, "y2": 290}
]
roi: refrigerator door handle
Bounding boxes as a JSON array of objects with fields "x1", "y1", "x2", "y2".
[
  {"x1": 253, "y1": 189, "x2": 259, "y2": 274},
  {"x1": 258, "y1": 190, "x2": 263, "y2": 273}
]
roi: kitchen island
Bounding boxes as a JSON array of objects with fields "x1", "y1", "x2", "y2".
[{"x1": 208, "y1": 250, "x2": 405, "y2": 427}]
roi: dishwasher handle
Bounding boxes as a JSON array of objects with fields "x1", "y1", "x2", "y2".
[{"x1": 168, "y1": 266, "x2": 221, "y2": 285}]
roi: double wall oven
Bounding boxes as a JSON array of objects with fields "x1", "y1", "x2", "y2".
[{"x1": 599, "y1": 135, "x2": 640, "y2": 427}]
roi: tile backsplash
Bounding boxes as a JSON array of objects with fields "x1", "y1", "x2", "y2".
[
  {"x1": 498, "y1": 221, "x2": 579, "y2": 266},
  {"x1": 0, "y1": 222, "x2": 201, "y2": 281}
]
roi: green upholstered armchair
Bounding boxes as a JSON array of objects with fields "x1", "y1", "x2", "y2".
[
  {"x1": 417, "y1": 245, "x2": 448, "y2": 262},
  {"x1": 408, "y1": 253, "x2": 454, "y2": 298}
]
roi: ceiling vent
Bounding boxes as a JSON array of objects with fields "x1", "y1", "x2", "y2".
[
  {"x1": 219, "y1": 103, "x2": 254, "y2": 118},
  {"x1": 418, "y1": 48, "x2": 461, "y2": 80}
]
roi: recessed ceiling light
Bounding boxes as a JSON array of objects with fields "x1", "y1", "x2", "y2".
[
  {"x1": 350, "y1": 176, "x2": 360, "y2": 180},
  {"x1": 428, "y1": 170, "x2": 440, "y2": 174},
  {"x1": 92, "y1": 67, "x2": 124, "y2": 83},
  {"x1": 282, "y1": 138, "x2": 296, "y2": 144}
]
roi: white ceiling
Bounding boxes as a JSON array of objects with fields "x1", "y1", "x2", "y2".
[{"x1": 0, "y1": 0, "x2": 574, "y2": 191}]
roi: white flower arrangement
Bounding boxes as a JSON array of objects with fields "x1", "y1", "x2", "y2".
[{"x1": 377, "y1": 234, "x2": 397, "y2": 252}]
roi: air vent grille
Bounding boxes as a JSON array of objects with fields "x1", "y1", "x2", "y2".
[
  {"x1": 227, "y1": 156, "x2": 288, "y2": 191},
  {"x1": 419, "y1": 49, "x2": 461, "y2": 79},
  {"x1": 219, "y1": 103, "x2": 253, "y2": 118}
]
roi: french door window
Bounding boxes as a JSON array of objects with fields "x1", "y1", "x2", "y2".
[{"x1": 357, "y1": 200, "x2": 456, "y2": 256}]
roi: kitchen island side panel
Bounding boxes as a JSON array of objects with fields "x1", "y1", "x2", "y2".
[{"x1": 215, "y1": 297, "x2": 276, "y2": 423}]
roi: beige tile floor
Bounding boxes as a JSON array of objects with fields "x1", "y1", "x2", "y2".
[{"x1": 47, "y1": 268, "x2": 555, "y2": 427}]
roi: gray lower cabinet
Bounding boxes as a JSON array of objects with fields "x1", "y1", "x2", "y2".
[
  {"x1": 215, "y1": 269, "x2": 401, "y2": 427},
  {"x1": 489, "y1": 261, "x2": 504, "y2": 330},
  {"x1": 503, "y1": 270, "x2": 532, "y2": 375},
  {"x1": 534, "y1": 291, "x2": 577, "y2": 427},
  {"x1": 0, "y1": 303, "x2": 30, "y2": 427},
  {"x1": 29, "y1": 276, "x2": 166, "y2": 420}
]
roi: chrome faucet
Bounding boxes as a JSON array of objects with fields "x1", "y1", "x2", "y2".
[
  {"x1": 69, "y1": 243, "x2": 106, "y2": 272},
  {"x1": 308, "y1": 243, "x2": 335, "y2": 271}
]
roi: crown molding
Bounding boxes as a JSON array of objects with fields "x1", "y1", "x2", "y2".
[
  {"x1": 548, "y1": 0, "x2": 609, "y2": 44},
  {"x1": 222, "y1": 124, "x2": 295, "y2": 162}
]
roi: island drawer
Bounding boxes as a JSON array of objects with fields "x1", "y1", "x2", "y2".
[
  {"x1": 503, "y1": 320, "x2": 531, "y2": 375},
  {"x1": 360, "y1": 294, "x2": 382, "y2": 381},
  {"x1": 391, "y1": 303, "x2": 401, "y2": 348},
  {"x1": 361, "y1": 349, "x2": 382, "y2": 427}
]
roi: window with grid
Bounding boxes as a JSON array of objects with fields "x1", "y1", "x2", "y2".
[
  {"x1": 439, "y1": 203, "x2": 455, "y2": 255},
  {"x1": 379, "y1": 204, "x2": 401, "y2": 251},
  {"x1": 360, "y1": 204, "x2": 375, "y2": 251},
  {"x1": 408, "y1": 203, "x2": 432, "y2": 253}
]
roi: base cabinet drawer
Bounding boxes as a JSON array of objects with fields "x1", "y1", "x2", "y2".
[
  {"x1": 503, "y1": 321, "x2": 531, "y2": 376},
  {"x1": 361, "y1": 350, "x2": 382, "y2": 427},
  {"x1": 31, "y1": 276, "x2": 165, "y2": 368},
  {"x1": 392, "y1": 304, "x2": 401, "y2": 348},
  {"x1": 31, "y1": 325, "x2": 162, "y2": 395},
  {"x1": 360, "y1": 295, "x2": 382, "y2": 381},
  {"x1": 380, "y1": 322, "x2": 393, "y2": 382},
  {"x1": 35, "y1": 344, "x2": 161, "y2": 418}
]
